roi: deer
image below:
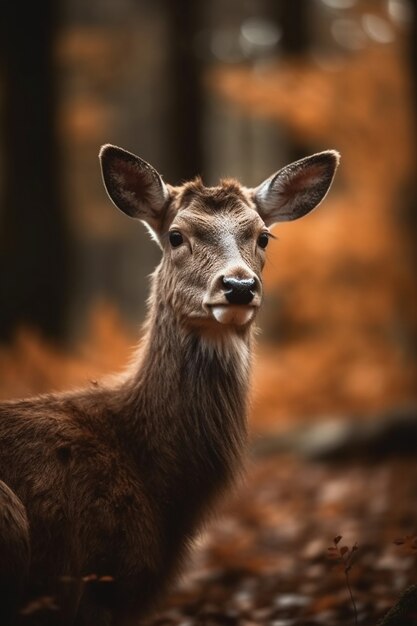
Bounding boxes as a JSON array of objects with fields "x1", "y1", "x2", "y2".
[{"x1": 0, "y1": 145, "x2": 339, "y2": 625}]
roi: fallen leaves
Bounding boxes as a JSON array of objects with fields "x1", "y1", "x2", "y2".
[{"x1": 140, "y1": 455, "x2": 417, "y2": 626}]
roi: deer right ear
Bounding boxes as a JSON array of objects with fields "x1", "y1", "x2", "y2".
[
  {"x1": 252, "y1": 150, "x2": 340, "y2": 226},
  {"x1": 99, "y1": 145, "x2": 170, "y2": 233}
]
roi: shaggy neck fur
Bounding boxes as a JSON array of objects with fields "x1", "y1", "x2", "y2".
[{"x1": 116, "y1": 267, "x2": 252, "y2": 536}]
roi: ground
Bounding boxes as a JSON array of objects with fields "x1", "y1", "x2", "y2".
[{"x1": 141, "y1": 453, "x2": 417, "y2": 626}]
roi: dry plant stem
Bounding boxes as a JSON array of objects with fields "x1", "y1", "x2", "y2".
[
  {"x1": 327, "y1": 537, "x2": 359, "y2": 626},
  {"x1": 345, "y1": 569, "x2": 358, "y2": 626}
]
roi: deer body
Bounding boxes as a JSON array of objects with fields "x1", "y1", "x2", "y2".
[
  {"x1": 0, "y1": 146, "x2": 338, "y2": 625},
  {"x1": 0, "y1": 312, "x2": 248, "y2": 624}
]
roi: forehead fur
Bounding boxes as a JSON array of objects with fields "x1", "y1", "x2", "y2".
[{"x1": 176, "y1": 177, "x2": 251, "y2": 212}]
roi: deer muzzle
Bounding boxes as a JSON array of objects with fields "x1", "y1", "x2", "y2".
[
  {"x1": 204, "y1": 273, "x2": 261, "y2": 326},
  {"x1": 222, "y1": 277, "x2": 256, "y2": 305}
]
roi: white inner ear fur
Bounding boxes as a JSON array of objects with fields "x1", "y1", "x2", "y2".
[
  {"x1": 141, "y1": 172, "x2": 170, "y2": 211},
  {"x1": 113, "y1": 167, "x2": 169, "y2": 215}
]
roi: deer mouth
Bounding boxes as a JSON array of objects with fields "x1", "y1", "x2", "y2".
[{"x1": 209, "y1": 304, "x2": 257, "y2": 326}]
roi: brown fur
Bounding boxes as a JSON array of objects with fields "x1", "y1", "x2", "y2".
[{"x1": 0, "y1": 145, "x2": 338, "y2": 625}]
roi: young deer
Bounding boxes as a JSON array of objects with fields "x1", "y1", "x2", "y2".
[{"x1": 0, "y1": 146, "x2": 339, "y2": 625}]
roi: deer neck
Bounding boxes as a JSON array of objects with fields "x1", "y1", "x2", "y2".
[{"x1": 120, "y1": 286, "x2": 252, "y2": 497}]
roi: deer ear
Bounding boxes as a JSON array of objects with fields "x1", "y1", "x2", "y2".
[
  {"x1": 252, "y1": 150, "x2": 340, "y2": 226},
  {"x1": 99, "y1": 144, "x2": 170, "y2": 232}
]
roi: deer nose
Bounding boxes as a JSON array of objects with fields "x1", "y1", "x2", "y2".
[{"x1": 222, "y1": 277, "x2": 256, "y2": 305}]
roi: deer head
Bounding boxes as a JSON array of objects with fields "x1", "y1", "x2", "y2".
[{"x1": 100, "y1": 146, "x2": 339, "y2": 331}]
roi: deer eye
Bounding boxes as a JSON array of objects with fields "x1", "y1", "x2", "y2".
[
  {"x1": 169, "y1": 231, "x2": 184, "y2": 247},
  {"x1": 257, "y1": 232, "x2": 269, "y2": 249}
]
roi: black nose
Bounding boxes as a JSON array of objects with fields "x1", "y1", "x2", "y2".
[{"x1": 222, "y1": 277, "x2": 256, "y2": 305}]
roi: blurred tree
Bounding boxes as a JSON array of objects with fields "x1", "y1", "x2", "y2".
[
  {"x1": 164, "y1": 0, "x2": 204, "y2": 183},
  {"x1": 409, "y1": 0, "x2": 416, "y2": 99},
  {"x1": 269, "y1": 0, "x2": 311, "y2": 57},
  {"x1": 267, "y1": 0, "x2": 312, "y2": 166},
  {"x1": 406, "y1": 0, "x2": 417, "y2": 351},
  {"x1": 0, "y1": 1, "x2": 70, "y2": 343},
  {"x1": 407, "y1": 0, "x2": 417, "y2": 204}
]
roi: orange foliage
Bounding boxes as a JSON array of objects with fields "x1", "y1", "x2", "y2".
[
  {"x1": 0, "y1": 304, "x2": 132, "y2": 401},
  {"x1": 1, "y1": 38, "x2": 416, "y2": 434},
  {"x1": 209, "y1": 38, "x2": 417, "y2": 430}
]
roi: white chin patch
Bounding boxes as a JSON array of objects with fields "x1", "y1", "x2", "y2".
[{"x1": 211, "y1": 305, "x2": 255, "y2": 326}]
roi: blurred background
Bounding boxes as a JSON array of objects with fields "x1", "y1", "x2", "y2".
[
  {"x1": 0, "y1": 0, "x2": 416, "y2": 436},
  {"x1": 1, "y1": 2, "x2": 417, "y2": 623}
]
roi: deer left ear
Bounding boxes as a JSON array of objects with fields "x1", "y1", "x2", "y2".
[
  {"x1": 252, "y1": 150, "x2": 340, "y2": 226},
  {"x1": 99, "y1": 144, "x2": 171, "y2": 234}
]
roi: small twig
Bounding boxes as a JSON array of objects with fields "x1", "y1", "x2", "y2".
[
  {"x1": 327, "y1": 535, "x2": 359, "y2": 626},
  {"x1": 345, "y1": 568, "x2": 358, "y2": 626}
]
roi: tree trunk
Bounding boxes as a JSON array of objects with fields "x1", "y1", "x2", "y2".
[
  {"x1": 0, "y1": 1, "x2": 70, "y2": 343},
  {"x1": 399, "y1": 0, "x2": 417, "y2": 354},
  {"x1": 270, "y1": 0, "x2": 311, "y2": 57},
  {"x1": 163, "y1": 0, "x2": 205, "y2": 184}
]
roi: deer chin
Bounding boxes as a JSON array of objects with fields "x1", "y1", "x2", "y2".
[{"x1": 210, "y1": 305, "x2": 256, "y2": 326}]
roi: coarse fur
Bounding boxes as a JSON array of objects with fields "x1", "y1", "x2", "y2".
[{"x1": 0, "y1": 145, "x2": 339, "y2": 625}]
